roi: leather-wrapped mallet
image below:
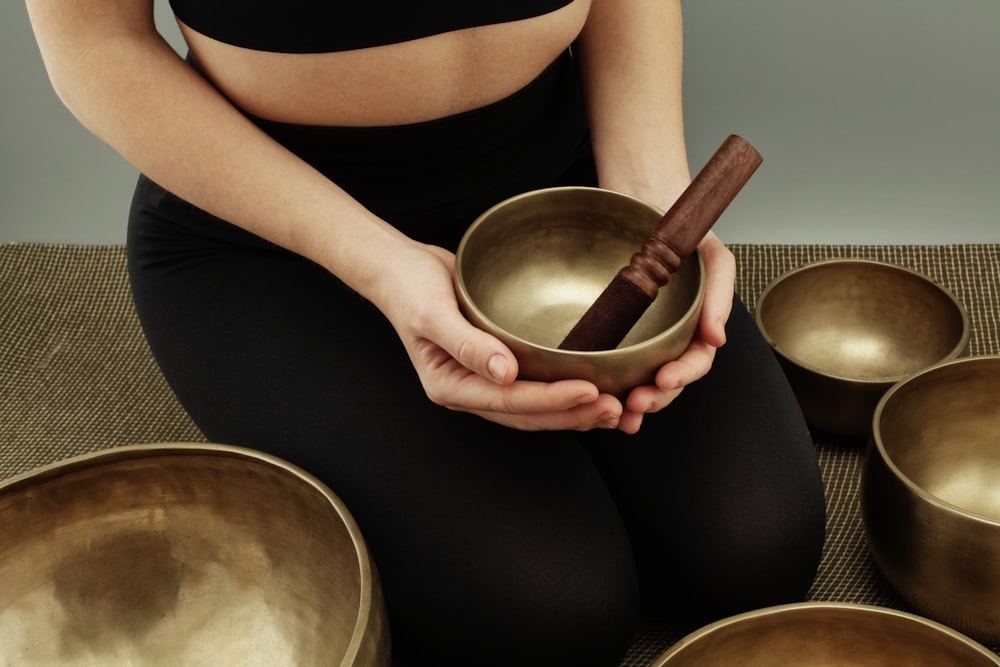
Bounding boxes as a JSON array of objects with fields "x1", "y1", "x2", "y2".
[{"x1": 558, "y1": 134, "x2": 763, "y2": 351}]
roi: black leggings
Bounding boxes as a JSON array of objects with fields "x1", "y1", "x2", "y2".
[{"x1": 127, "y1": 53, "x2": 825, "y2": 667}]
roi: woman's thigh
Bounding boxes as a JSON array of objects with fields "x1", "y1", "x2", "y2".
[
  {"x1": 585, "y1": 298, "x2": 827, "y2": 623},
  {"x1": 127, "y1": 194, "x2": 638, "y2": 665}
]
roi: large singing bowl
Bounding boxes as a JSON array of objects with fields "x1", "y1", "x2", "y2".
[
  {"x1": 651, "y1": 602, "x2": 1000, "y2": 666},
  {"x1": 0, "y1": 443, "x2": 390, "y2": 666},
  {"x1": 862, "y1": 356, "x2": 1000, "y2": 645},
  {"x1": 755, "y1": 259, "x2": 969, "y2": 437},
  {"x1": 455, "y1": 186, "x2": 705, "y2": 397}
]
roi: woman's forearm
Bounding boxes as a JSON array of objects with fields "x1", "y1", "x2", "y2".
[
  {"x1": 575, "y1": 0, "x2": 690, "y2": 211},
  {"x1": 26, "y1": 0, "x2": 410, "y2": 299}
]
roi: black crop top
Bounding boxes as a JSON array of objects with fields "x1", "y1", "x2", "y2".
[{"x1": 169, "y1": 0, "x2": 576, "y2": 54}]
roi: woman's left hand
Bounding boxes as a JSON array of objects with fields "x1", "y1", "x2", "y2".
[{"x1": 616, "y1": 231, "x2": 736, "y2": 434}]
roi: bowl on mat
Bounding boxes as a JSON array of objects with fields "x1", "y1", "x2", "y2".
[
  {"x1": 651, "y1": 602, "x2": 1000, "y2": 666},
  {"x1": 862, "y1": 355, "x2": 1000, "y2": 645},
  {"x1": 754, "y1": 258, "x2": 969, "y2": 437},
  {"x1": 0, "y1": 443, "x2": 389, "y2": 666},
  {"x1": 455, "y1": 186, "x2": 705, "y2": 397}
]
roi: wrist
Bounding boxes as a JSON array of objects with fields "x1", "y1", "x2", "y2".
[
  {"x1": 303, "y1": 207, "x2": 414, "y2": 304},
  {"x1": 599, "y1": 169, "x2": 691, "y2": 214}
]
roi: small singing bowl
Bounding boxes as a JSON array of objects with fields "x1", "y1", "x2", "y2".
[
  {"x1": 862, "y1": 355, "x2": 1000, "y2": 645},
  {"x1": 455, "y1": 186, "x2": 705, "y2": 396},
  {"x1": 0, "y1": 443, "x2": 389, "y2": 666},
  {"x1": 754, "y1": 259, "x2": 969, "y2": 437},
  {"x1": 651, "y1": 602, "x2": 1000, "y2": 666}
]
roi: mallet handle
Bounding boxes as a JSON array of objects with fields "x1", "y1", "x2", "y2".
[{"x1": 559, "y1": 135, "x2": 762, "y2": 351}]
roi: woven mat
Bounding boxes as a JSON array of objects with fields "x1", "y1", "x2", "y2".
[{"x1": 2, "y1": 243, "x2": 999, "y2": 663}]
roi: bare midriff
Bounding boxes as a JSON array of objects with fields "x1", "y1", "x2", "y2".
[{"x1": 178, "y1": 0, "x2": 591, "y2": 127}]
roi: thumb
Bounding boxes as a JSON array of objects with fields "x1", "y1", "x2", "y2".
[{"x1": 435, "y1": 310, "x2": 519, "y2": 384}]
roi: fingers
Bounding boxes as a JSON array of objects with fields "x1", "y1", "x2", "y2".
[
  {"x1": 427, "y1": 358, "x2": 623, "y2": 430},
  {"x1": 425, "y1": 307, "x2": 520, "y2": 385},
  {"x1": 697, "y1": 232, "x2": 736, "y2": 348},
  {"x1": 617, "y1": 383, "x2": 685, "y2": 435},
  {"x1": 468, "y1": 389, "x2": 624, "y2": 432},
  {"x1": 436, "y1": 369, "x2": 601, "y2": 417},
  {"x1": 655, "y1": 338, "x2": 718, "y2": 393},
  {"x1": 614, "y1": 337, "x2": 718, "y2": 434}
]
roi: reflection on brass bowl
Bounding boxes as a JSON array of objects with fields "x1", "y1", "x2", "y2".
[
  {"x1": 455, "y1": 186, "x2": 705, "y2": 397},
  {"x1": 0, "y1": 443, "x2": 390, "y2": 666},
  {"x1": 652, "y1": 602, "x2": 1000, "y2": 666},
  {"x1": 862, "y1": 356, "x2": 1000, "y2": 645},
  {"x1": 754, "y1": 259, "x2": 969, "y2": 437}
]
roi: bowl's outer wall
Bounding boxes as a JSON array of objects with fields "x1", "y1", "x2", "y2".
[{"x1": 862, "y1": 357, "x2": 1000, "y2": 646}]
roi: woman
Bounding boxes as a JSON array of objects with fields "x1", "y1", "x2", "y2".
[{"x1": 26, "y1": 1, "x2": 826, "y2": 665}]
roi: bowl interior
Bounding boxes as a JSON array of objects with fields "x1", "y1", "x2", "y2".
[
  {"x1": 0, "y1": 444, "x2": 384, "y2": 666},
  {"x1": 654, "y1": 603, "x2": 1000, "y2": 666},
  {"x1": 875, "y1": 357, "x2": 1000, "y2": 522},
  {"x1": 757, "y1": 260, "x2": 967, "y2": 382},
  {"x1": 457, "y1": 187, "x2": 701, "y2": 350}
]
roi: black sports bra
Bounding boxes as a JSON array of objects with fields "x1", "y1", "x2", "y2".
[{"x1": 169, "y1": 0, "x2": 576, "y2": 54}]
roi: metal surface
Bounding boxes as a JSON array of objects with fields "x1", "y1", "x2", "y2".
[
  {"x1": 754, "y1": 259, "x2": 969, "y2": 436},
  {"x1": 455, "y1": 186, "x2": 705, "y2": 397},
  {"x1": 863, "y1": 356, "x2": 1000, "y2": 645},
  {"x1": 652, "y1": 602, "x2": 1000, "y2": 666},
  {"x1": 0, "y1": 443, "x2": 390, "y2": 666}
]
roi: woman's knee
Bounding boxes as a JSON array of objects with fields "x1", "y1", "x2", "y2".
[
  {"x1": 642, "y1": 461, "x2": 826, "y2": 623},
  {"x1": 383, "y1": 495, "x2": 641, "y2": 666},
  {"x1": 398, "y1": 556, "x2": 638, "y2": 666}
]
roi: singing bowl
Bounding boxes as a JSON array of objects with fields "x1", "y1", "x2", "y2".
[
  {"x1": 754, "y1": 259, "x2": 969, "y2": 437},
  {"x1": 862, "y1": 356, "x2": 1000, "y2": 645},
  {"x1": 651, "y1": 602, "x2": 1000, "y2": 666},
  {"x1": 455, "y1": 186, "x2": 705, "y2": 396},
  {"x1": 0, "y1": 443, "x2": 390, "y2": 666}
]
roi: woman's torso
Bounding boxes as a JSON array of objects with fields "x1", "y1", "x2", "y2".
[{"x1": 173, "y1": 0, "x2": 592, "y2": 126}]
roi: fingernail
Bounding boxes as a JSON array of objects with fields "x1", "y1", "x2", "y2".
[
  {"x1": 488, "y1": 355, "x2": 509, "y2": 382},
  {"x1": 659, "y1": 377, "x2": 681, "y2": 391},
  {"x1": 598, "y1": 412, "x2": 619, "y2": 427}
]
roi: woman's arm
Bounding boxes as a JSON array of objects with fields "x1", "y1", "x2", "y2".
[
  {"x1": 576, "y1": 0, "x2": 690, "y2": 206},
  {"x1": 26, "y1": 0, "x2": 402, "y2": 293},
  {"x1": 576, "y1": 0, "x2": 737, "y2": 433}
]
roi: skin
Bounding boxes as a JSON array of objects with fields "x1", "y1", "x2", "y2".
[{"x1": 25, "y1": 0, "x2": 735, "y2": 435}]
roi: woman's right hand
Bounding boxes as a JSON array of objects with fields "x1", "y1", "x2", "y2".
[{"x1": 372, "y1": 241, "x2": 625, "y2": 432}]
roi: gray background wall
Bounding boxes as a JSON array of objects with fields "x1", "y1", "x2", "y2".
[{"x1": 3, "y1": 1, "x2": 998, "y2": 245}]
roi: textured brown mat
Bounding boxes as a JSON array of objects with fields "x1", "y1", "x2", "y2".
[
  {"x1": 0, "y1": 244, "x2": 205, "y2": 481},
  {"x1": 3, "y1": 243, "x2": 999, "y2": 663}
]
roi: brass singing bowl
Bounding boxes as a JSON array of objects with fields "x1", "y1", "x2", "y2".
[
  {"x1": 455, "y1": 186, "x2": 705, "y2": 397},
  {"x1": 0, "y1": 443, "x2": 390, "y2": 666},
  {"x1": 862, "y1": 356, "x2": 1000, "y2": 645},
  {"x1": 651, "y1": 602, "x2": 1000, "y2": 666},
  {"x1": 754, "y1": 259, "x2": 969, "y2": 437}
]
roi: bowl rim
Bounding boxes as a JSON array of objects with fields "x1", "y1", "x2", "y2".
[
  {"x1": 652, "y1": 601, "x2": 1000, "y2": 665},
  {"x1": 870, "y1": 355, "x2": 1000, "y2": 528},
  {"x1": 454, "y1": 186, "x2": 706, "y2": 358},
  {"x1": 754, "y1": 258, "x2": 971, "y2": 385},
  {"x1": 0, "y1": 442, "x2": 382, "y2": 665}
]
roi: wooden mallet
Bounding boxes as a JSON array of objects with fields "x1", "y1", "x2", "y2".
[{"x1": 558, "y1": 134, "x2": 763, "y2": 351}]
